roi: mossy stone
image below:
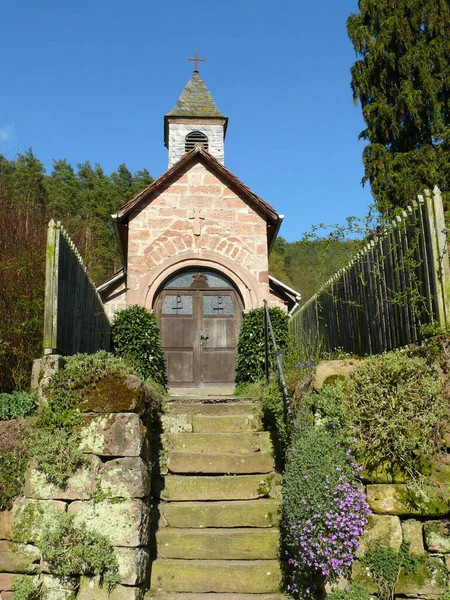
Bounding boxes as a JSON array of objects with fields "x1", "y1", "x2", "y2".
[
  {"x1": 356, "y1": 514, "x2": 402, "y2": 558},
  {"x1": 75, "y1": 375, "x2": 146, "y2": 415},
  {"x1": 395, "y1": 557, "x2": 447, "y2": 599},
  {"x1": 367, "y1": 484, "x2": 450, "y2": 516},
  {"x1": 156, "y1": 528, "x2": 279, "y2": 560},
  {"x1": 424, "y1": 520, "x2": 450, "y2": 553},
  {"x1": 11, "y1": 499, "x2": 66, "y2": 544}
]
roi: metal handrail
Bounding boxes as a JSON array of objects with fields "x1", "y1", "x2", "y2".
[{"x1": 263, "y1": 300, "x2": 295, "y2": 432}]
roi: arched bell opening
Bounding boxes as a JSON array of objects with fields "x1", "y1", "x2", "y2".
[{"x1": 153, "y1": 268, "x2": 243, "y2": 388}]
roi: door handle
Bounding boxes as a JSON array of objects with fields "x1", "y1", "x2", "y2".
[{"x1": 200, "y1": 331, "x2": 209, "y2": 344}]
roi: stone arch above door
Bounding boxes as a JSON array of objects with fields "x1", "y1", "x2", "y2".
[{"x1": 129, "y1": 250, "x2": 267, "y2": 311}]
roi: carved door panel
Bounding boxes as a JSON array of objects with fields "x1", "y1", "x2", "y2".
[
  {"x1": 158, "y1": 291, "x2": 197, "y2": 386},
  {"x1": 200, "y1": 291, "x2": 240, "y2": 384},
  {"x1": 156, "y1": 271, "x2": 242, "y2": 387}
]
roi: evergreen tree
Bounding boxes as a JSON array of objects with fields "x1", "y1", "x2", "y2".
[{"x1": 347, "y1": 0, "x2": 450, "y2": 217}]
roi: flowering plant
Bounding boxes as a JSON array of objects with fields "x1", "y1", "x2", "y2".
[{"x1": 282, "y1": 423, "x2": 370, "y2": 598}]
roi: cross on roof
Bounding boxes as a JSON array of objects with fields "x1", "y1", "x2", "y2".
[{"x1": 188, "y1": 50, "x2": 205, "y2": 72}]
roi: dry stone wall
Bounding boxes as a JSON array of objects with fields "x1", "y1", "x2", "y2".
[{"x1": 0, "y1": 369, "x2": 152, "y2": 600}]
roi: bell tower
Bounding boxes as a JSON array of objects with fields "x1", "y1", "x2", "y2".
[{"x1": 164, "y1": 52, "x2": 228, "y2": 168}]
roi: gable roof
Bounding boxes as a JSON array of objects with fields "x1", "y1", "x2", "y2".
[
  {"x1": 166, "y1": 72, "x2": 226, "y2": 118},
  {"x1": 117, "y1": 146, "x2": 279, "y2": 225}
]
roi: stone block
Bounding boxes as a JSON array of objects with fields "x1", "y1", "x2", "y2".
[
  {"x1": 395, "y1": 557, "x2": 447, "y2": 599},
  {"x1": 159, "y1": 499, "x2": 280, "y2": 529},
  {"x1": 161, "y1": 414, "x2": 193, "y2": 434},
  {"x1": 11, "y1": 498, "x2": 66, "y2": 543},
  {"x1": 424, "y1": 521, "x2": 450, "y2": 553},
  {"x1": 0, "y1": 512, "x2": 12, "y2": 541},
  {"x1": 192, "y1": 414, "x2": 261, "y2": 433},
  {"x1": 77, "y1": 577, "x2": 143, "y2": 600},
  {"x1": 0, "y1": 574, "x2": 16, "y2": 591},
  {"x1": 356, "y1": 514, "x2": 402, "y2": 558},
  {"x1": 42, "y1": 574, "x2": 78, "y2": 600},
  {"x1": 98, "y1": 458, "x2": 149, "y2": 499},
  {"x1": 160, "y1": 474, "x2": 282, "y2": 502},
  {"x1": 314, "y1": 359, "x2": 362, "y2": 389},
  {"x1": 24, "y1": 456, "x2": 100, "y2": 500},
  {"x1": 150, "y1": 559, "x2": 281, "y2": 594},
  {"x1": 78, "y1": 414, "x2": 146, "y2": 457},
  {"x1": 165, "y1": 402, "x2": 257, "y2": 416},
  {"x1": 156, "y1": 528, "x2": 279, "y2": 560},
  {"x1": 367, "y1": 484, "x2": 450, "y2": 516},
  {"x1": 114, "y1": 547, "x2": 149, "y2": 585},
  {"x1": 0, "y1": 541, "x2": 40, "y2": 573},
  {"x1": 164, "y1": 432, "x2": 270, "y2": 454},
  {"x1": 166, "y1": 452, "x2": 275, "y2": 475},
  {"x1": 351, "y1": 560, "x2": 377, "y2": 595},
  {"x1": 75, "y1": 375, "x2": 147, "y2": 414},
  {"x1": 68, "y1": 500, "x2": 149, "y2": 547},
  {"x1": 402, "y1": 520, "x2": 425, "y2": 554}
]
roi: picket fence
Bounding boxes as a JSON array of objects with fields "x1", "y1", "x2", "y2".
[
  {"x1": 289, "y1": 187, "x2": 450, "y2": 356},
  {"x1": 43, "y1": 220, "x2": 111, "y2": 355}
]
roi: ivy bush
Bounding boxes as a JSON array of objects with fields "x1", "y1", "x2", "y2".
[
  {"x1": 0, "y1": 391, "x2": 37, "y2": 420},
  {"x1": 282, "y1": 417, "x2": 370, "y2": 598},
  {"x1": 112, "y1": 305, "x2": 166, "y2": 387},
  {"x1": 236, "y1": 306, "x2": 289, "y2": 383},
  {"x1": 346, "y1": 351, "x2": 443, "y2": 478},
  {"x1": 37, "y1": 511, "x2": 120, "y2": 591}
]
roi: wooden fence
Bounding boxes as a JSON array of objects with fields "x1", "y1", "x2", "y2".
[
  {"x1": 43, "y1": 220, "x2": 111, "y2": 355},
  {"x1": 290, "y1": 187, "x2": 450, "y2": 356}
]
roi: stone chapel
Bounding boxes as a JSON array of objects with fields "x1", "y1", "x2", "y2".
[{"x1": 99, "y1": 65, "x2": 300, "y2": 388}]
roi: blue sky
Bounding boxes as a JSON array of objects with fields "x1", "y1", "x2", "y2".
[{"x1": 1, "y1": 0, "x2": 372, "y2": 242}]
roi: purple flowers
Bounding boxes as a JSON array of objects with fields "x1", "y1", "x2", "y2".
[
  {"x1": 283, "y1": 444, "x2": 371, "y2": 598},
  {"x1": 296, "y1": 360, "x2": 314, "y2": 369}
]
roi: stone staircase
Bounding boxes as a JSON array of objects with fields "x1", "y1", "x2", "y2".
[{"x1": 148, "y1": 396, "x2": 283, "y2": 599}]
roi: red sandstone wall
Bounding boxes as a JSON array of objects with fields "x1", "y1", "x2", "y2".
[{"x1": 126, "y1": 162, "x2": 270, "y2": 308}]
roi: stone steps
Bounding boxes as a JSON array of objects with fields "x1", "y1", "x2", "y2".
[
  {"x1": 145, "y1": 594, "x2": 285, "y2": 600},
  {"x1": 152, "y1": 399, "x2": 281, "y2": 595},
  {"x1": 156, "y1": 528, "x2": 280, "y2": 559},
  {"x1": 160, "y1": 474, "x2": 281, "y2": 502},
  {"x1": 159, "y1": 500, "x2": 280, "y2": 528},
  {"x1": 165, "y1": 432, "x2": 271, "y2": 453},
  {"x1": 150, "y1": 559, "x2": 282, "y2": 594},
  {"x1": 167, "y1": 452, "x2": 275, "y2": 474}
]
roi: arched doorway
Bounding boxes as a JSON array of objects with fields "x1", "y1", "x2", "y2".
[{"x1": 154, "y1": 269, "x2": 243, "y2": 388}]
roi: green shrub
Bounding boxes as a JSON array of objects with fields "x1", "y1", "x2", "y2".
[
  {"x1": 38, "y1": 511, "x2": 120, "y2": 591},
  {"x1": 314, "y1": 379, "x2": 349, "y2": 432},
  {"x1": 12, "y1": 576, "x2": 43, "y2": 600},
  {"x1": 361, "y1": 542, "x2": 423, "y2": 600},
  {"x1": 112, "y1": 305, "x2": 166, "y2": 386},
  {"x1": 261, "y1": 380, "x2": 288, "y2": 447},
  {"x1": 236, "y1": 306, "x2": 289, "y2": 383},
  {"x1": 0, "y1": 391, "x2": 37, "y2": 420},
  {"x1": 0, "y1": 450, "x2": 28, "y2": 510},
  {"x1": 32, "y1": 429, "x2": 88, "y2": 488},
  {"x1": 346, "y1": 351, "x2": 442, "y2": 478},
  {"x1": 327, "y1": 584, "x2": 371, "y2": 600}
]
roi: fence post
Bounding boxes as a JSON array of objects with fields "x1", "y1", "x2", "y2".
[
  {"x1": 424, "y1": 187, "x2": 450, "y2": 329},
  {"x1": 43, "y1": 220, "x2": 60, "y2": 354}
]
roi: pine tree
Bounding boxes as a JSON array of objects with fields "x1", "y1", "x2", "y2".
[{"x1": 347, "y1": 0, "x2": 450, "y2": 217}]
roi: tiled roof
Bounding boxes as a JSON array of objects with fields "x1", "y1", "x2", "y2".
[{"x1": 166, "y1": 72, "x2": 226, "y2": 118}]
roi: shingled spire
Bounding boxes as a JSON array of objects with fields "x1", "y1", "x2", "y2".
[{"x1": 164, "y1": 70, "x2": 228, "y2": 168}]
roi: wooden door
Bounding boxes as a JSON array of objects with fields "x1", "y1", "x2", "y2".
[{"x1": 156, "y1": 283, "x2": 241, "y2": 387}]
